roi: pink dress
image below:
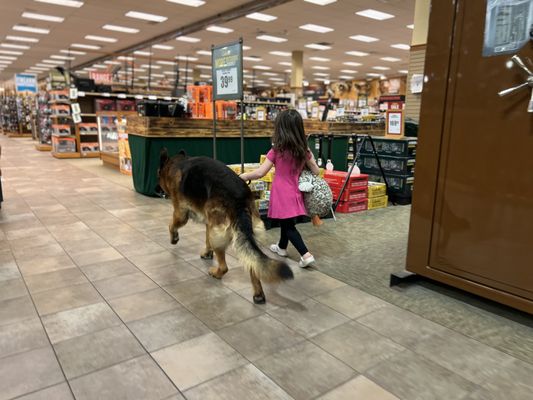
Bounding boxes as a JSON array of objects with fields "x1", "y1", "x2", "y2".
[{"x1": 266, "y1": 148, "x2": 307, "y2": 219}]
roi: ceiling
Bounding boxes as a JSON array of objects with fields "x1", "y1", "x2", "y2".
[{"x1": 0, "y1": 0, "x2": 415, "y2": 87}]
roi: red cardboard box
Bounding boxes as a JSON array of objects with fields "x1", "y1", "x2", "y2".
[
  {"x1": 324, "y1": 170, "x2": 369, "y2": 190},
  {"x1": 335, "y1": 199, "x2": 368, "y2": 214},
  {"x1": 332, "y1": 186, "x2": 368, "y2": 202}
]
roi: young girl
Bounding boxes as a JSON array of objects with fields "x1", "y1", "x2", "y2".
[{"x1": 240, "y1": 109, "x2": 320, "y2": 268}]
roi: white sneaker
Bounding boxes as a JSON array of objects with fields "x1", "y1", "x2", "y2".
[
  {"x1": 269, "y1": 244, "x2": 288, "y2": 257},
  {"x1": 299, "y1": 255, "x2": 315, "y2": 268}
]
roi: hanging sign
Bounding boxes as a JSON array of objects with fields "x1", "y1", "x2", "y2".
[
  {"x1": 15, "y1": 73, "x2": 37, "y2": 93},
  {"x1": 89, "y1": 71, "x2": 113, "y2": 84},
  {"x1": 386, "y1": 110, "x2": 404, "y2": 138},
  {"x1": 211, "y1": 40, "x2": 243, "y2": 100}
]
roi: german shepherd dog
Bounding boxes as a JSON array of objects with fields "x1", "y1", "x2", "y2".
[{"x1": 158, "y1": 149, "x2": 294, "y2": 304}]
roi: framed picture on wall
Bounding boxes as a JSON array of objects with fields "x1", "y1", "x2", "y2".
[{"x1": 386, "y1": 110, "x2": 404, "y2": 138}]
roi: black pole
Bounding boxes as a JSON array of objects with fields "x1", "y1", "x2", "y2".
[
  {"x1": 213, "y1": 99, "x2": 217, "y2": 159},
  {"x1": 239, "y1": 38, "x2": 244, "y2": 174},
  {"x1": 333, "y1": 134, "x2": 365, "y2": 211}
]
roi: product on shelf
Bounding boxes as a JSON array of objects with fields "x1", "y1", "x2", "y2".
[
  {"x1": 78, "y1": 123, "x2": 98, "y2": 135},
  {"x1": 52, "y1": 136, "x2": 76, "y2": 153},
  {"x1": 52, "y1": 124, "x2": 71, "y2": 136},
  {"x1": 50, "y1": 105, "x2": 71, "y2": 116},
  {"x1": 95, "y1": 99, "x2": 117, "y2": 112}
]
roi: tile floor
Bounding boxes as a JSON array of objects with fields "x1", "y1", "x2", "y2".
[{"x1": 1, "y1": 136, "x2": 532, "y2": 400}]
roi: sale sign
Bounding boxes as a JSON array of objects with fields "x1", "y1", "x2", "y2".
[{"x1": 211, "y1": 40, "x2": 243, "y2": 100}]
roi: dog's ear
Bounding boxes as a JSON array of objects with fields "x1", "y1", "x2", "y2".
[
  {"x1": 160, "y1": 147, "x2": 169, "y2": 170},
  {"x1": 178, "y1": 149, "x2": 187, "y2": 157}
]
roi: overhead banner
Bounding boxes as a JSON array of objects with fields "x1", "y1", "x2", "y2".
[
  {"x1": 15, "y1": 73, "x2": 37, "y2": 93},
  {"x1": 211, "y1": 40, "x2": 243, "y2": 100}
]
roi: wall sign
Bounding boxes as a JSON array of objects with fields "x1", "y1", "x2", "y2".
[
  {"x1": 212, "y1": 40, "x2": 243, "y2": 100},
  {"x1": 410, "y1": 74, "x2": 424, "y2": 94},
  {"x1": 15, "y1": 73, "x2": 37, "y2": 93},
  {"x1": 483, "y1": 0, "x2": 533, "y2": 57},
  {"x1": 386, "y1": 110, "x2": 404, "y2": 138}
]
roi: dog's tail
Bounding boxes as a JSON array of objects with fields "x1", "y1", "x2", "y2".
[{"x1": 232, "y1": 208, "x2": 293, "y2": 283}]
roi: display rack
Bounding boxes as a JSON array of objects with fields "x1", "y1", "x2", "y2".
[
  {"x1": 0, "y1": 94, "x2": 36, "y2": 137},
  {"x1": 97, "y1": 111, "x2": 136, "y2": 173}
]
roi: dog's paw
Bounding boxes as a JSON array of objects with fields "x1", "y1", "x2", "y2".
[
  {"x1": 253, "y1": 294, "x2": 266, "y2": 304},
  {"x1": 200, "y1": 250, "x2": 213, "y2": 260},
  {"x1": 208, "y1": 266, "x2": 225, "y2": 279}
]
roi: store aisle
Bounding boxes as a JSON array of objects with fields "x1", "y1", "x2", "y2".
[{"x1": 1, "y1": 136, "x2": 532, "y2": 400}]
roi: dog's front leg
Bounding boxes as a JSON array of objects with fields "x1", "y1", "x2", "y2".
[
  {"x1": 169, "y1": 208, "x2": 188, "y2": 245},
  {"x1": 200, "y1": 225, "x2": 214, "y2": 259}
]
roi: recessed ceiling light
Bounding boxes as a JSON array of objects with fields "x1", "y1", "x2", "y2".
[
  {"x1": 309, "y1": 56, "x2": 330, "y2": 62},
  {"x1": 340, "y1": 69, "x2": 357, "y2": 73},
  {"x1": 83, "y1": 67, "x2": 96, "y2": 71},
  {"x1": 367, "y1": 72, "x2": 381, "y2": 77},
  {"x1": 339, "y1": 75, "x2": 354, "y2": 80},
  {"x1": 407, "y1": 24, "x2": 414, "y2": 29},
  {"x1": 269, "y1": 77, "x2": 284, "y2": 81},
  {"x1": 206, "y1": 25, "x2": 233, "y2": 34},
  {"x1": 30, "y1": 66, "x2": 51, "y2": 70},
  {"x1": 304, "y1": 0, "x2": 337, "y2": 5},
  {"x1": 0, "y1": 60, "x2": 13, "y2": 64},
  {"x1": 0, "y1": 43, "x2": 30, "y2": 50},
  {"x1": 263, "y1": 72, "x2": 279, "y2": 76},
  {"x1": 345, "y1": 50, "x2": 369, "y2": 56},
  {"x1": 176, "y1": 55, "x2": 198, "y2": 61},
  {"x1": 269, "y1": 51, "x2": 291, "y2": 57},
  {"x1": 246, "y1": 12, "x2": 277, "y2": 22},
  {"x1": 34, "y1": 0, "x2": 84, "y2": 7},
  {"x1": 176, "y1": 36, "x2": 201, "y2": 43},
  {"x1": 104, "y1": 60, "x2": 121, "y2": 65},
  {"x1": 163, "y1": 71, "x2": 176, "y2": 75},
  {"x1": 253, "y1": 65, "x2": 271, "y2": 70},
  {"x1": 36, "y1": 63, "x2": 53, "y2": 67},
  {"x1": 0, "y1": 56, "x2": 17, "y2": 60},
  {"x1": 373, "y1": 66, "x2": 390, "y2": 70},
  {"x1": 305, "y1": 43, "x2": 331, "y2": 50},
  {"x1": 13, "y1": 25, "x2": 50, "y2": 34},
  {"x1": 278, "y1": 61, "x2": 292, "y2": 66},
  {"x1": 60, "y1": 49, "x2": 86, "y2": 55},
  {"x1": 103, "y1": 24, "x2": 139, "y2": 34},
  {"x1": 126, "y1": 11, "x2": 168, "y2": 23},
  {"x1": 140, "y1": 64, "x2": 161, "y2": 69},
  {"x1": 134, "y1": 51, "x2": 152, "y2": 56},
  {"x1": 196, "y1": 65, "x2": 211, "y2": 69},
  {"x1": 356, "y1": 9, "x2": 394, "y2": 20},
  {"x1": 243, "y1": 56, "x2": 262, "y2": 61},
  {"x1": 350, "y1": 35, "x2": 379, "y2": 43},
  {"x1": 257, "y1": 34, "x2": 287, "y2": 43},
  {"x1": 166, "y1": 0, "x2": 205, "y2": 6},
  {"x1": 92, "y1": 64, "x2": 107, "y2": 69},
  {"x1": 22, "y1": 12, "x2": 64, "y2": 23},
  {"x1": 315, "y1": 78, "x2": 329, "y2": 82},
  {"x1": 391, "y1": 43, "x2": 410, "y2": 50},
  {"x1": 199, "y1": 74, "x2": 211, "y2": 79},
  {"x1": 153, "y1": 44, "x2": 174, "y2": 50},
  {"x1": 85, "y1": 35, "x2": 117, "y2": 43},
  {"x1": 313, "y1": 72, "x2": 329, "y2": 76},
  {"x1": 312, "y1": 65, "x2": 329, "y2": 70},
  {"x1": 381, "y1": 56, "x2": 401, "y2": 62},
  {"x1": 196, "y1": 50, "x2": 211, "y2": 55},
  {"x1": 156, "y1": 60, "x2": 175, "y2": 65},
  {"x1": 151, "y1": 73, "x2": 165, "y2": 78},
  {"x1": 71, "y1": 43, "x2": 101, "y2": 50},
  {"x1": 299, "y1": 24, "x2": 333, "y2": 33},
  {"x1": 42, "y1": 59, "x2": 65, "y2": 64},
  {"x1": 398, "y1": 69, "x2": 408, "y2": 74},
  {"x1": 0, "y1": 50, "x2": 23, "y2": 55},
  {"x1": 243, "y1": 46, "x2": 251, "y2": 50},
  {"x1": 6, "y1": 35, "x2": 39, "y2": 43},
  {"x1": 51, "y1": 55, "x2": 75, "y2": 60},
  {"x1": 343, "y1": 61, "x2": 362, "y2": 66},
  {"x1": 179, "y1": 67, "x2": 193, "y2": 72},
  {"x1": 117, "y1": 56, "x2": 135, "y2": 61}
]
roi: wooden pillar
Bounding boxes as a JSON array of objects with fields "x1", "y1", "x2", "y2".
[{"x1": 291, "y1": 50, "x2": 303, "y2": 97}]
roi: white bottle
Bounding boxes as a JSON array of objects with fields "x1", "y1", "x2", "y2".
[
  {"x1": 349, "y1": 163, "x2": 360, "y2": 176},
  {"x1": 326, "y1": 160, "x2": 334, "y2": 171}
]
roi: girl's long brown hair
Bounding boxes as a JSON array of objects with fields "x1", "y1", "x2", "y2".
[{"x1": 272, "y1": 109, "x2": 308, "y2": 166}]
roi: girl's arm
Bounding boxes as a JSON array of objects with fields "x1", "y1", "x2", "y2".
[
  {"x1": 306, "y1": 150, "x2": 321, "y2": 175},
  {"x1": 239, "y1": 159, "x2": 274, "y2": 181}
]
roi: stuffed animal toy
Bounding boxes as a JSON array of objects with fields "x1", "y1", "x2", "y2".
[{"x1": 299, "y1": 169, "x2": 333, "y2": 226}]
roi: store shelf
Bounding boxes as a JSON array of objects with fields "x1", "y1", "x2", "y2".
[
  {"x1": 48, "y1": 100, "x2": 71, "y2": 105},
  {"x1": 79, "y1": 132, "x2": 99, "y2": 136},
  {"x1": 80, "y1": 113, "x2": 97, "y2": 117},
  {"x1": 35, "y1": 143, "x2": 52, "y2": 151},
  {"x1": 50, "y1": 115, "x2": 72, "y2": 119},
  {"x1": 78, "y1": 91, "x2": 181, "y2": 101},
  {"x1": 7, "y1": 133, "x2": 32, "y2": 138},
  {"x1": 52, "y1": 134, "x2": 76, "y2": 139},
  {"x1": 80, "y1": 152, "x2": 101, "y2": 158},
  {"x1": 52, "y1": 152, "x2": 81, "y2": 159},
  {"x1": 238, "y1": 100, "x2": 291, "y2": 106}
]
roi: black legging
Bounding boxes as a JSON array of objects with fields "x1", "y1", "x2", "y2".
[{"x1": 278, "y1": 218, "x2": 308, "y2": 256}]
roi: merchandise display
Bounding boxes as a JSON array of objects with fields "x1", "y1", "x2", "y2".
[{"x1": 0, "y1": 94, "x2": 35, "y2": 136}]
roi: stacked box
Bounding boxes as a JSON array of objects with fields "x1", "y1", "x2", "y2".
[
  {"x1": 368, "y1": 195, "x2": 389, "y2": 210},
  {"x1": 325, "y1": 170, "x2": 369, "y2": 214},
  {"x1": 367, "y1": 181, "x2": 388, "y2": 209},
  {"x1": 52, "y1": 136, "x2": 76, "y2": 153}
]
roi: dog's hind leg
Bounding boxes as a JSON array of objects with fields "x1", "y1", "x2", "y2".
[
  {"x1": 209, "y1": 248, "x2": 228, "y2": 279},
  {"x1": 200, "y1": 225, "x2": 214, "y2": 259},
  {"x1": 250, "y1": 270, "x2": 266, "y2": 304},
  {"x1": 169, "y1": 208, "x2": 188, "y2": 245}
]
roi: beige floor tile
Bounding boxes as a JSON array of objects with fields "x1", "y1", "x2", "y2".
[
  {"x1": 16, "y1": 383, "x2": 74, "y2": 400},
  {"x1": 24, "y1": 268, "x2": 88, "y2": 294},
  {"x1": 32, "y1": 282, "x2": 102, "y2": 316},
  {"x1": 143, "y1": 262, "x2": 204, "y2": 286},
  {"x1": 93, "y1": 272, "x2": 157, "y2": 300},
  {"x1": 109, "y1": 288, "x2": 180, "y2": 322},
  {"x1": 0, "y1": 295, "x2": 36, "y2": 327},
  {"x1": 314, "y1": 285, "x2": 389, "y2": 319},
  {"x1": 0, "y1": 277, "x2": 28, "y2": 301},
  {"x1": 0, "y1": 318, "x2": 49, "y2": 359},
  {"x1": 69, "y1": 247, "x2": 124, "y2": 267},
  {"x1": 127, "y1": 251, "x2": 183, "y2": 271},
  {"x1": 151, "y1": 332, "x2": 248, "y2": 391},
  {"x1": 285, "y1": 269, "x2": 346, "y2": 297},
  {"x1": 164, "y1": 276, "x2": 233, "y2": 306},
  {"x1": 318, "y1": 375, "x2": 400, "y2": 400},
  {"x1": 80, "y1": 258, "x2": 139, "y2": 281},
  {"x1": 17, "y1": 254, "x2": 76, "y2": 276}
]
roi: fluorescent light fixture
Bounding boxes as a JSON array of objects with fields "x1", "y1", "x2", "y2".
[
  {"x1": 391, "y1": 43, "x2": 410, "y2": 50},
  {"x1": 246, "y1": 12, "x2": 277, "y2": 22},
  {"x1": 262, "y1": 72, "x2": 278, "y2": 76},
  {"x1": 356, "y1": 9, "x2": 394, "y2": 20},
  {"x1": 36, "y1": 63, "x2": 53, "y2": 67},
  {"x1": 200, "y1": 74, "x2": 211, "y2": 78},
  {"x1": 313, "y1": 72, "x2": 329, "y2": 76},
  {"x1": 243, "y1": 46, "x2": 251, "y2": 50},
  {"x1": 366, "y1": 72, "x2": 381, "y2": 77},
  {"x1": 345, "y1": 50, "x2": 369, "y2": 56},
  {"x1": 51, "y1": 55, "x2": 75, "y2": 60},
  {"x1": 350, "y1": 35, "x2": 379, "y2": 43},
  {"x1": 151, "y1": 73, "x2": 165, "y2": 78},
  {"x1": 34, "y1": 0, "x2": 84, "y2": 7},
  {"x1": 42, "y1": 59, "x2": 65, "y2": 64},
  {"x1": 315, "y1": 78, "x2": 328, "y2": 82},
  {"x1": 60, "y1": 49, "x2": 86, "y2": 55},
  {"x1": 341, "y1": 69, "x2": 357, "y2": 73},
  {"x1": 278, "y1": 61, "x2": 292, "y2": 66},
  {"x1": 125, "y1": 11, "x2": 168, "y2": 23},
  {"x1": 29, "y1": 66, "x2": 49, "y2": 70},
  {"x1": 269, "y1": 77, "x2": 284, "y2": 81},
  {"x1": 256, "y1": 34, "x2": 287, "y2": 43},
  {"x1": 176, "y1": 36, "x2": 201, "y2": 43},
  {"x1": 92, "y1": 64, "x2": 107, "y2": 68},
  {"x1": 339, "y1": 75, "x2": 354, "y2": 80},
  {"x1": 71, "y1": 43, "x2": 101, "y2": 50},
  {"x1": 163, "y1": 71, "x2": 176, "y2": 75},
  {"x1": 166, "y1": 0, "x2": 205, "y2": 6},
  {"x1": 13, "y1": 25, "x2": 50, "y2": 34},
  {"x1": 407, "y1": 24, "x2": 414, "y2": 29},
  {"x1": 196, "y1": 50, "x2": 211, "y2": 55},
  {"x1": 0, "y1": 56, "x2": 17, "y2": 60},
  {"x1": 85, "y1": 35, "x2": 117, "y2": 43},
  {"x1": 305, "y1": 43, "x2": 331, "y2": 50},
  {"x1": 243, "y1": 56, "x2": 262, "y2": 61},
  {"x1": 206, "y1": 25, "x2": 233, "y2": 34},
  {"x1": 398, "y1": 69, "x2": 408, "y2": 74},
  {"x1": 135, "y1": 68, "x2": 146, "y2": 72},
  {"x1": 373, "y1": 66, "x2": 390, "y2": 70},
  {"x1": 179, "y1": 68, "x2": 193, "y2": 72},
  {"x1": 6, "y1": 35, "x2": 39, "y2": 43},
  {"x1": 134, "y1": 51, "x2": 152, "y2": 56},
  {"x1": 269, "y1": 51, "x2": 291, "y2": 57},
  {"x1": 0, "y1": 50, "x2": 23, "y2": 55},
  {"x1": 0, "y1": 60, "x2": 13, "y2": 64},
  {"x1": 0, "y1": 43, "x2": 30, "y2": 50},
  {"x1": 117, "y1": 56, "x2": 135, "y2": 61},
  {"x1": 104, "y1": 60, "x2": 121, "y2": 65},
  {"x1": 299, "y1": 24, "x2": 333, "y2": 33},
  {"x1": 253, "y1": 65, "x2": 271, "y2": 70},
  {"x1": 141, "y1": 64, "x2": 161, "y2": 69},
  {"x1": 304, "y1": 0, "x2": 337, "y2": 5},
  {"x1": 309, "y1": 56, "x2": 330, "y2": 62},
  {"x1": 343, "y1": 61, "x2": 362, "y2": 66},
  {"x1": 284, "y1": 69, "x2": 291, "y2": 73},
  {"x1": 196, "y1": 65, "x2": 211, "y2": 69},
  {"x1": 153, "y1": 44, "x2": 174, "y2": 50},
  {"x1": 22, "y1": 12, "x2": 64, "y2": 23},
  {"x1": 243, "y1": 74, "x2": 254, "y2": 78},
  {"x1": 381, "y1": 56, "x2": 401, "y2": 62},
  {"x1": 176, "y1": 55, "x2": 198, "y2": 61},
  {"x1": 312, "y1": 65, "x2": 329, "y2": 70},
  {"x1": 103, "y1": 24, "x2": 139, "y2": 34},
  {"x1": 156, "y1": 60, "x2": 175, "y2": 65},
  {"x1": 83, "y1": 67, "x2": 96, "y2": 71}
]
